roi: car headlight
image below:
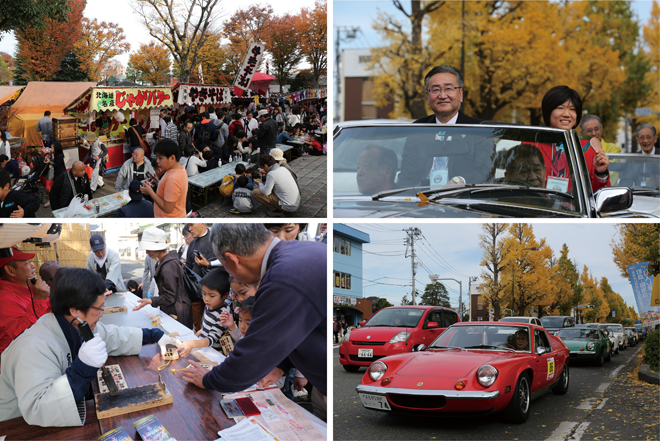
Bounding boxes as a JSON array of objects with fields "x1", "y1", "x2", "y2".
[
  {"x1": 586, "y1": 342, "x2": 595, "y2": 351},
  {"x1": 389, "y1": 332, "x2": 411, "y2": 344},
  {"x1": 368, "y1": 361, "x2": 388, "y2": 381},
  {"x1": 477, "y1": 365, "x2": 498, "y2": 387}
]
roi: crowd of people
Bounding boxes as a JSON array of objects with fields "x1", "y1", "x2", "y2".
[
  {"x1": 0, "y1": 97, "x2": 327, "y2": 218},
  {"x1": 0, "y1": 222, "x2": 327, "y2": 427}
]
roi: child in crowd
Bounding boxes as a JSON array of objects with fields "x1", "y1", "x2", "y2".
[
  {"x1": 233, "y1": 163, "x2": 253, "y2": 190},
  {"x1": 126, "y1": 279, "x2": 143, "y2": 298},
  {"x1": 220, "y1": 277, "x2": 258, "y2": 340},
  {"x1": 230, "y1": 175, "x2": 254, "y2": 214},
  {"x1": 177, "y1": 268, "x2": 232, "y2": 356},
  {"x1": 140, "y1": 139, "x2": 188, "y2": 218}
]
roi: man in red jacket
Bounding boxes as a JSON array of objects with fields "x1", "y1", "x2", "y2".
[{"x1": 0, "y1": 247, "x2": 52, "y2": 354}]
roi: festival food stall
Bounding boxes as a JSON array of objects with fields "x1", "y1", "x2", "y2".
[
  {"x1": 63, "y1": 86, "x2": 174, "y2": 168},
  {"x1": 172, "y1": 83, "x2": 232, "y2": 113},
  {"x1": 6, "y1": 82, "x2": 96, "y2": 163}
]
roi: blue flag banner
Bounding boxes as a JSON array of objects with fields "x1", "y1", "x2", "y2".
[{"x1": 628, "y1": 261, "x2": 660, "y2": 326}]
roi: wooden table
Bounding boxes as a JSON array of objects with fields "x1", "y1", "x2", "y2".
[
  {"x1": 187, "y1": 161, "x2": 248, "y2": 208},
  {"x1": 0, "y1": 400, "x2": 101, "y2": 440},
  {"x1": 95, "y1": 343, "x2": 234, "y2": 440},
  {"x1": 52, "y1": 191, "x2": 128, "y2": 218}
]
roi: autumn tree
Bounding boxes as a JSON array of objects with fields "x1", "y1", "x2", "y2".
[
  {"x1": 15, "y1": 0, "x2": 84, "y2": 81},
  {"x1": 553, "y1": 244, "x2": 582, "y2": 315},
  {"x1": 296, "y1": 0, "x2": 327, "y2": 89},
  {"x1": 370, "y1": 1, "x2": 447, "y2": 119},
  {"x1": 74, "y1": 18, "x2": 130, "y2": 81},
  {"x1": 0, "y1": 52, "x2": 14, "y2": 69},
  {"x1": 131, "y1": 0, "x2": 223, "y2": 82},
  {"x1": 600, "y1": 277, "x2": 631, "y2": 325},
  {"x1": 478, "y1": 223, "x2": 509, "y2": 320},
  {"x1": 500, "y1": 224, "x2": 552, "y2": 317},
  {"x1": 222, "y1": 4, "x2": 273, "y2": 78},
  {"x1": 579, "y1": 266, "x2": 609, "y2": 323},
  {"x1": 265, "y1": 14, "x2": 303, "y2": 89},
  {"x1": 129, "y1": 42, "x2": 171, "y2": 85},
  {"x1": 289, "y1": 71, "x2": 315, "y2": 92},
  {"x1": 125, "y1": 62, "x2": 143, "y2": 84},
  {"x1": 611, "y1": 223, "x2": 660, "y2": 279},
  {"x1": 419, "y1": 282, "x2": 450, "y2": 307},
  {"x1": 186, "y1": 32, "x2": 232, "y2": 85},
  {"x1": 0, "y1": 0, "x2": 70, "y2": 40},
  {"x1": 638, "y1": 0, "x2": 660, "y2": 134},
  {"x1": 544, "y1": 255, "x2": 574, "y2": 318}
]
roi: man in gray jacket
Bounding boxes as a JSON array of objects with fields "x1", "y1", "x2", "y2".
[
  {"x1": 114, "y1": 148, "x2": 155, "y2": 192},
  {"x1": 36, "y1": 111, "x2": 53, "y2": 148},
  {"x1": 253, "y1": 155, "x2": 300, "y2": 217}
]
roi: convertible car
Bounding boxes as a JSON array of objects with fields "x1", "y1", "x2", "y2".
[
  {"x1": 557, "y1": 326, "x2": 612, "y2": 366},
  {"x1": 334, "y1": 122, "x2": 657, "y2": 218},
  {"x1": 356, "y1": 323, "x2": 569, "y2": 423}
]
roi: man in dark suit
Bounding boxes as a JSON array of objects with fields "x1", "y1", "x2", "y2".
[
  {"x1": 0, "y1": 170, "x2": 39, "y2": 218},
  {"x1": 618, "y1": 124, "x2": 660, "y2": 187},
  {"x1": 49, "y1": 161, "x2": 92, "y2": 211},
  {"x1": 399, "y1": 65, "x2": 492, "y2": 188}
]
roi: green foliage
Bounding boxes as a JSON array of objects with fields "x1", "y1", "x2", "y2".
[
  {"x1": 125, "y1": 62, "x2": 143, "y2": 84},
  {"x1": 51, "y1": 51, "x2": 88, "y2": 82},
  {"x1": 289, "y1": 71, "x2": 315, "y2": 92},
  {"x1": 0, "y1": 0, "x2": 70, "y2": 39},
  {"x1": 643, "y1": 329, "x2": 659, "y2": 372},
  {"x1": 419, "y1": 282, "x2": 450, "y2": 307},
  {"x1": 400, "y1": 293, "x2": 411, "y2": 306},
  {"x1": 372, "y1": 298, "x2": 393, "y2": 313}
]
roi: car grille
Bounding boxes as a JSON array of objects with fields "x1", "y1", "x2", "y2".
[
  {"x1": 349, "y1": 355, "x2": 386, "y2": 362},
  {"x1": 352, "y1": 341, "x2": 386, "y2": 346},
  {"x1": 389, "y1": 394, "x2": 447, "y2": 409}
]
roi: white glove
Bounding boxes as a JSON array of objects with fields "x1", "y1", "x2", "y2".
[
  {"x1": 158, "y1": 335, "x2": 182, "y2": 351},
  {"x1": 78, "y1": 335, "x2": 108, "y2": 368}
]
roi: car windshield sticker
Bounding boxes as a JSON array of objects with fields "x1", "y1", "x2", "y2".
[
  {"x1": 546, "y1": 176, "x2": 569, "y2": 192},
  {"x1": 430, "y1": 157, "x2": 449, "y2": 189},
  {"x1": 547, "y1": 357, "x2": 555, "y2": 380}
]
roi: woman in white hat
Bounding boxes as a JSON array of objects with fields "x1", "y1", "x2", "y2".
[{"x1": 133, "y1": 227, "x2": 192, "y2": 328}]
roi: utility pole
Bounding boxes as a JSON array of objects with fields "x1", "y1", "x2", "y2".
[{"x1": 404, "y1": 227, "x2": 422, "y2": 305}]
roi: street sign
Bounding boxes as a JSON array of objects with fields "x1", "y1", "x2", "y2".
[
  {"x1": 635, "y1": 107, "x2": 653, "y2": 117},
  {"x1": 612, "y1": 311, "x2": 615, "y2": 317}
]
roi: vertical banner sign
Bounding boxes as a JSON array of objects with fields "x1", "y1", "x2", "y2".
[
  {"x1": 233, "y1": 42, "x2": 265, "y2": 97},
  {"x1": 198, "y1": 64, "x2": 204, "y2": 85},
  {"x1": 628, "y1": 261, "x2": 660, "y2": 326}
]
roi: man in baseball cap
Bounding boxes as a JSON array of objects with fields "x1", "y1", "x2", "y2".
[
  {"x1": 85, "y1": 234, "x2": 127, "y2": 292},
  {"x1": 0, "y1": 247, "x2": 52, "y2": 353},
  {"x1": 114, "y1": 180, "x2": 154, "y2": 218}
]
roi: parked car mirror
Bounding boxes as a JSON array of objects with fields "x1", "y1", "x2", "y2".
[
  {"x1": 594, "y1": 187, "x2": 633, "y2": 214},
  {"x1": 426, "y1": 321, "x2": 439, "y2": 329},
  {"x1": 359, "y1": 320, "x2": 367, "y2": 327},
  {"x1": 413, "y1": 344, "x2": 426, "y2": 352},
  {"x1": 537, "y1": 346, "x2": 549, "y2": 355}
]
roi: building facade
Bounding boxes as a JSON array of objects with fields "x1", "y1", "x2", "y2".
[
  {"x1": 340, "y1": 49, "x2": 394, "y2": 122},
  {"x1": 333, "y1": 224, "x2": 371, "y2": 326}
]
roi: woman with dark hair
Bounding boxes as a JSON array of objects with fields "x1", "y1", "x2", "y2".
[
  {"x1": 52, "y1": 140, "x2": 66, "y2": 181},
  {"x1": 0, "y1": 267, "x2": 164, "y2": 426},
  {"x1": 0, "y1": 130, "x2": 10, "y2": 158},
  {"x1": 264, "y1": 223, "x2": 312, "y2": 241},
  {"x1": 541, "y1": 85, "x2": 610, "y2": 192}
]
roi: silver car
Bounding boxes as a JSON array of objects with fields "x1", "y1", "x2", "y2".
[{"x1": 598, "y1": 324, "x2": 627, "y2": 351}]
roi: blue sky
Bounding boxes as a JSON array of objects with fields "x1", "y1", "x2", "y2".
[
  {"x1": 336, "y1": 222, "x2": 645, "y2": 313},
  {"x1": 334, "y1": 0, "x2": 656, "y2": 51}
]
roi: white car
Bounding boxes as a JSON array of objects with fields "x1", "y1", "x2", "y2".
[
  {"x1": 598, "y1": 324, "x2": 627, "y2": 351},
  {"x1": 499, "y1": 316, "x2": 543, "y2": 327}
]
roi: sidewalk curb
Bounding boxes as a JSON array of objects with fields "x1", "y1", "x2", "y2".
[{"x1": 638, "y1": 364, "x2": 660, "y2": 385}]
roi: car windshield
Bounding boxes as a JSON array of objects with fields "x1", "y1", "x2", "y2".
[
  {"x1": 334, "y1": 124, "x2": 581, "y2": 214},
  {"x1": 541, "y1": 317, "x2": 566, "y2": 327},
  {"x1": 608, "y1": 154, "x2": 660, "y2": 193},
  {"x1": 558, "y1": 328, "x2": 600, "y2": 340},
  {"x1": 500, "y1": 317, "x2": 528, "y2": 323},
  {"x1": 599, "y1": 325, "x2": 622, "y2": 333},
  {"x1": 364, "y1": 308, "x2": 424, "y2": 328},
  {"x1": 429, "y1": 324, "x2": 530, "y2": 352}
]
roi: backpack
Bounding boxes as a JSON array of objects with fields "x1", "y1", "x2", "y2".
[
  {"x1": 212, "y1": 120, "x2": 226, "y2": 147},
  {"x1": 197, "y1": 123, "x2": 212, "y2": 145},
  {"x1": 218, "y1": 174, "x2": 234, "y2": 197}
]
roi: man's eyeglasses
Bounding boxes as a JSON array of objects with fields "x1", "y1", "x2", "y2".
[
  {"x1": 88, "y1": 304, "x2": 105, "y2": 314},
  {"x1": 637, "y1": 135, "x2": 655, "y2": 141},
  {"x1": 427, "y1": 85, "x2": 462, "y2": 95}
]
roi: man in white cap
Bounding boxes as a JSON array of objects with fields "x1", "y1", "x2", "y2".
[
  {"x1": 269, "y1": 148, "x2": 299, "y2": 188},
  {"x1": 0, "y1": 247, "x2": 51, "y2": 353},
  {"x1": 85, "y1": 234, "x2": 126, "y2": 292}
]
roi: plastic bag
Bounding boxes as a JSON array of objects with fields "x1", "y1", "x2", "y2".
[{"x1": 64, "y1": 197, "x2": 90, "y2": 218}]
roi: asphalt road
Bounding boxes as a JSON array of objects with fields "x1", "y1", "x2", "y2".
[{"x1": 333, "y1": 342, "x2": 659, "y2": 441}]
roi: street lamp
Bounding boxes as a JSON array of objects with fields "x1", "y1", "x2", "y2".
[
  {"x1": 429, "y1": 274, "x2": 462, "y2": 318},
  {"x1": 511, "y1": 247, "x2": 538, "y2": 316}
]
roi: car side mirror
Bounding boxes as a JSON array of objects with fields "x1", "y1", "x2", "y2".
[
  {"x1": 594, "y1": 187, "x2": 633, "y2": 214},
  {"x1": 426, "y1": 321, "x2": 439, "y2": 329},
  {"x1": 359, "y1": 320, "x2": 367, "y2": 327},
  {"x1": 413, "y1": 344, "x2": 426, "y2": 352},
  {"x1": 537, "y1": 346, "x2": 548, "y2": 355}
]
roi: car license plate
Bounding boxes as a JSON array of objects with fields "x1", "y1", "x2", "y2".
[
  {"x1": 358, "y1": 348, "x2": 373, "y2": 358},
  {"x1": 359, "y1": 393, "x2": 391, "y2": 411}
]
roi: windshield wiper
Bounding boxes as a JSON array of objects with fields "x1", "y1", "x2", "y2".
[
  {"x1": 464, "y1": 345, "x2": 516, "y2": 353},
  {"x1": 419, "y1": 184, "x2": 573, "y2": 201},
  {"x1": 371, "y1": 186, "x2": 430, "y2": 200},
  {"x1": 427, "y1": 346, "x2": 462, "y2": 351}
]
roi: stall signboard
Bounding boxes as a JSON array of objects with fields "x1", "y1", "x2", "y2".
[
  {"x1": 176, "y1": 84, "x2": 231, "y2": 106},
  {"x1": 233, "y1": 42, "x2": 265, "y2": 97},
  {"x1": 334, "y1": 296, "x2": 357, "y2": 307},
  {"x1": 92, "y1": 88, "x2": 173, "y2": 112}
]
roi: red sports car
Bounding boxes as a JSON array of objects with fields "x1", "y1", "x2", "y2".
[{"x1": 356, "y1": 322, "x2": 570, "y2": 423}]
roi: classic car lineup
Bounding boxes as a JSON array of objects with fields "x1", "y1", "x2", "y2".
[
  {"x1": 333, "y1": 122, "x2": 659, "y2": 218},
  {"x1": 346, "y1": 315, "x2": 649, "y2": 424}
]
